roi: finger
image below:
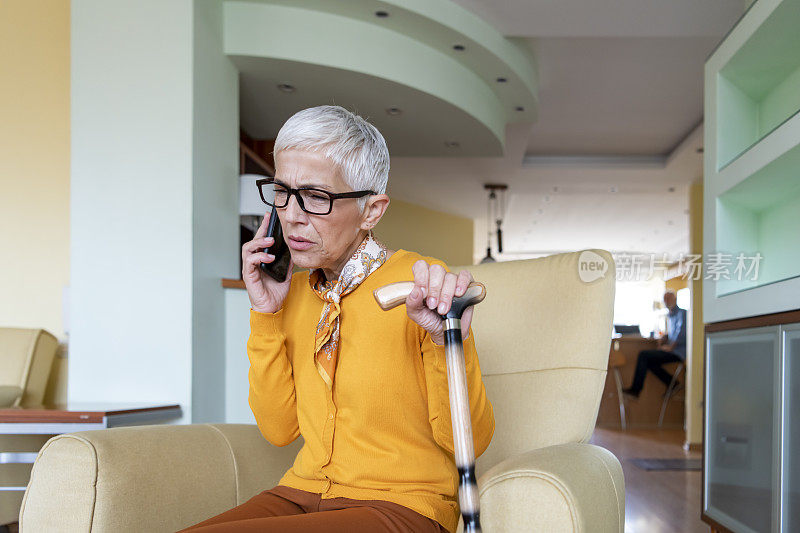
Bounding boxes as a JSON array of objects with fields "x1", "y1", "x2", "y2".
[
  {"x1": 242, "y1": 236, "x2": 274, "y2": 258},
  {"x1": 461, "y1": 305, "x2": 474, "y2": 337},
  {"x1": 411, "y1": 260, "x2": 429, "y2": 299},
  {"x1": 454, "y1": 270, "x2": 472, "y2": 297},
  {"x1": 254, "y1": 209, "x2": 273, "y2": 239},
  {"x1": 437, "y1": 272, "x2": 457, "y2": 315},
  {"x1": 426, "y1": 264, "x2": 446, "y2": 310},
  {"x1": 245, "y1": 252, "x2": 274, "y2": 268},
  {"x1": 406, "y1": 283, "x2": 426, "y2": 311}
]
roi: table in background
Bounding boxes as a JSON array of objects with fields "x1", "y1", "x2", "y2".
[
  {"x1": 596, "y1": 337, "x2": 684, "y2": 428},
  {"x1": 0, "y1": 403, "x2": 182, "y2": 492}
]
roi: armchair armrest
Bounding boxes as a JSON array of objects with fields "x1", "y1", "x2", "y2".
[
  {"x1": 476, "y1": 443, "x2": 624, "y2": 533},
  {"x1": 19, "y1": 423, "x2": 302, "y2": 532}
]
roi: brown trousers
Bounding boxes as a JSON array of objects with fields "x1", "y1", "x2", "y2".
[{"x1": 177, "y1": 485, "x2": 446, "y2": 533}]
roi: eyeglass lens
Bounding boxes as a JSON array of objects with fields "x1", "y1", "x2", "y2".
[{"x1": 270, "y1": 183, "x2": 331, "y2": 214}]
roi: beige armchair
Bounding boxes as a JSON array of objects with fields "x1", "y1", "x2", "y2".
[
  {"x1": 1, "y1": 328, "x2": 61, "y2": 527},
  {"x1": 0, "y1": 328, "x2": 59, "y2": 409},
  {"x1": 19, "y1": 250, "x2": 623, "y2": 532}
]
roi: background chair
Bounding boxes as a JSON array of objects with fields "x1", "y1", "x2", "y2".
[
  {"x1": 0, "y1": 328, "x2": 59, "y2": 409},
  {"x1": 608, "y1": 347, "x2": 627, "y2": 430},
  {"x1": 19, "y1": 250, "x2": 624, "y2": 532},
  {"x1": 658, "y1": 361, "x2": 685, "y2": 427},
  {"x1": 0, "y1": 328, "x2": 61, "y2": 529}
]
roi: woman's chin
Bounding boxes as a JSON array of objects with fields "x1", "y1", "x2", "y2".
[{"x1": 288, "y1": 250, "x2": 316, "y2": 269}]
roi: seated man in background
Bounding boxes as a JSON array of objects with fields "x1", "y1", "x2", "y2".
[{"x1": 623, "y1": 290, "x2": 686, "y2": 398}]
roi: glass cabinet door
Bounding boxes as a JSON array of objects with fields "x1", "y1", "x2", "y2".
[
  {"x1": 783, "y1": 325, "x2": 800, "y2": 533},
  {"x1": 705, "y1": 327, "x2": 780, "y2": 533}
]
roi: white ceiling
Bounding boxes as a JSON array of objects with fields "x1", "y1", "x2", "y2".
[
  {"x1": 385, "y1": 0, "x2": 746, "y2": 262},
  {"x1": 235, "y1": 0, "x2": 749, "y2": 262},
  {"x1": 521, "y1": 36, "x2": 714, "y2": 156},
  {"x1": 448, "y1": 0, "x2": 745, "y2": 38}
]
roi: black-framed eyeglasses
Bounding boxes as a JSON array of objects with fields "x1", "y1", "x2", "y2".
[{"x1": 256, "y1": 178, "x2": 375, "y2": 216}]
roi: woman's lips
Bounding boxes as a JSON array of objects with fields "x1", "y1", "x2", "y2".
[{"x1": 287, "y1": 236, "x2": 314, "y2": 251}]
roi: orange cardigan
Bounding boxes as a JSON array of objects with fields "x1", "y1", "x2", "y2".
[{"x1": 247, "y1": 249, "x2": 495, "y2": 533}]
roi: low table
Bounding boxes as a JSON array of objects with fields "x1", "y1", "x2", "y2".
[{"x1": 0, "y1": 403, "x2": 182, "y2": 492}]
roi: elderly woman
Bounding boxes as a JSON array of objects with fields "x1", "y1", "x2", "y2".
[{"x1": 182, "y1": 106, "x2": 494, "y2": 533}]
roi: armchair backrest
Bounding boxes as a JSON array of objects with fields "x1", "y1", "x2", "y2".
[
  {"x1": 0, "y1": 327, "x2": 59, "y2": 407},
  {"x1": 453, "y1": 250, "x2": 615, "y2": 477}
]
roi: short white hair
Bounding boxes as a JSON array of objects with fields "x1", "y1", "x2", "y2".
[{"x1": 273, "y1": 105, "x2": 390, "y2": 211}]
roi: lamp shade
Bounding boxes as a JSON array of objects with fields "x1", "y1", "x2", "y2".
[{"x1": 239, "y1": 174, "x2": 273, "y2": 216}]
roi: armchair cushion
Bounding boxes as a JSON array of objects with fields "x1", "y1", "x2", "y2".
[{"x1": 477, "y1": 443, "x2": 624, "y2": 533}]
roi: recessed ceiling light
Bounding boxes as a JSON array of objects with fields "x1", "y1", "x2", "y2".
[
  {"x1": 444, "y1": 140, "x2": 460, "y2": 148},
  {"x1": 668, "y1": 186, "x2": 675, "y2": 192},
  {"x1": 277, "y1": 83, "x2": 295, "y2": 93},
  {"x1": 375, "y1": 10, "x2": 389, "y2": 17},
  {"x1": 552, "y1": 186, "x2": 560, "y2": 193},
  {"x1": 385, "y1": 107, "x2": 402, "y2": 116},
  {"x1": 515, "y1": 106, "x2": 524, "y2": 112},
  {"x1": 496, "y1": 77, "x2": 507, "y2": 83},
  {"x1": 453, "y1": 44, "x2": 465, "y2": 51}
]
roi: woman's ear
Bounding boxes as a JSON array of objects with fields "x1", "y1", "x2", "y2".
[{"x1": 361, "y1": 194, "x2": 390, "y2": 230}]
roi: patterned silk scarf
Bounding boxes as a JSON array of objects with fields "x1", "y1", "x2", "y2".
[{"x1": 309, "y1": 232, "x2": 388, "y2": 389}]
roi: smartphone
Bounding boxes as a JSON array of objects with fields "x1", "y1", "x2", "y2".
[{"x1": 259, "y1": 210, "x2": 291, "y2": 282}]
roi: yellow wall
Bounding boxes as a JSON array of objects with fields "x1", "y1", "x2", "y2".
[
  {"x1": 665, "y1": 277, "x2": 687, "y2": 293},
  {"x1": 686, "y1": 179, "x2": 704, "y2": 447},
  {"x1": 375, "y1": 198, "x2": 474, "y2": 267},
  {"x1": 0, "y1": 0, "x2": 70, "y2": 339}
]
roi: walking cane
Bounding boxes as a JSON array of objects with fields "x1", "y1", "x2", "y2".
[{"x1": 374, "y1": 281, "x2": 487, "y2": 533}]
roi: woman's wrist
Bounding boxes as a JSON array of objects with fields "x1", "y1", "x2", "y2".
[{"x1": 251, "y1": 305, "x2": 280, "y2": 315}]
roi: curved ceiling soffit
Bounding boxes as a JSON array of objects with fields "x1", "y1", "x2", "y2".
[{"x1": 222, "y1": 0, "x2": 538, "y2": 155}]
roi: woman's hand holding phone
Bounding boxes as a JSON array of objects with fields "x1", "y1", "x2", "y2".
[{"x1": 241, "y1": 211, "x2": 294, "y2": 314}]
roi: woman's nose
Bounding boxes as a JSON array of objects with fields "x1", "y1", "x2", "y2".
[{"x1": 282, "y1": 192, "x2": 307, "y2": 223}]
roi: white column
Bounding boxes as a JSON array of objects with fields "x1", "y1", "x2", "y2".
[{"x1": 70, "y1": 0, "x2": 238, "y2": 423}]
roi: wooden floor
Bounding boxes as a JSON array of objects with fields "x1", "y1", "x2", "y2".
[{"x1": 590, "y1": 427, "x2": 706, "y2": 533}]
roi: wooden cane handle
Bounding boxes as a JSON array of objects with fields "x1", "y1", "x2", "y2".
[{"x1": 373, "y1": 281, "x2": 486, "y2": 311}]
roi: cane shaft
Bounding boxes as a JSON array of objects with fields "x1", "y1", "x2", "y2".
[
  {"x1": 443, "y1": 318, "x2": 481, "y2": 533},
  {"x1": 372, "y1": 280, "x2": 485, "y2": 532}
]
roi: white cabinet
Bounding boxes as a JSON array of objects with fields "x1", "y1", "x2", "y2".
[
  {"x1": 782, "y1": 325, "x2": 800, "y2": 532},
  {"x1": 705, "y1": 327, "x2": 780, "y2": 532},
  {"x1": 705, "y1": 323, "x2": 800, "y2": 532}
]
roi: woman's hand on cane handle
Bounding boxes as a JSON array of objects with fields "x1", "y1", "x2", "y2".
[{"x1": 373, "y1": 261, "x2": 484, "y2": 344}]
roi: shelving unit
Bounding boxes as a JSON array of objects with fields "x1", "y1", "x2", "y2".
[
  {"x1": 704, "y1": 0, "x2": 800, "y2": 321},
  {"x1": 715, "y1": 0, "x2": 800, "y2": 170},
  {"x1": 703, "y1": 2, "x2": 800, "y2": 532}
]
